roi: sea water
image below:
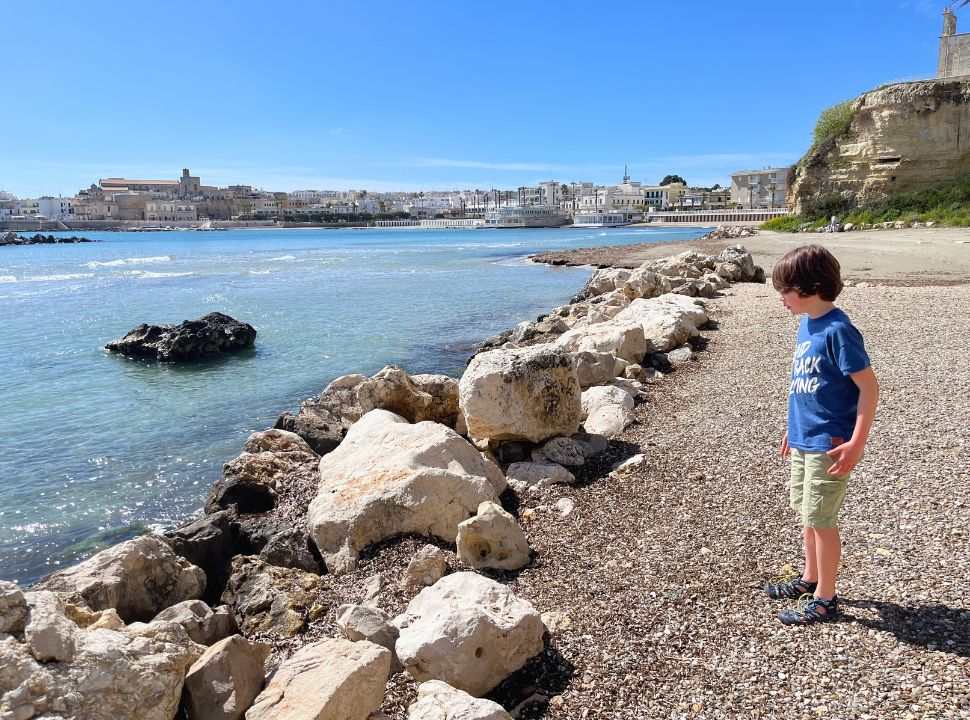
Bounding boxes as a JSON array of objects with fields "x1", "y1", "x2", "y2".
[{"x1": 0, "y1": 225, "x2": 709, "y2": 584}]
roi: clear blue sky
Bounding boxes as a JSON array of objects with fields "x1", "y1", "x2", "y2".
[{"x1": 1, "y1": 0, "x2": 950, "y2": 197}]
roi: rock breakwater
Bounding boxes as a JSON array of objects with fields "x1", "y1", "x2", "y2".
[
  {"x1": 3, "y1": 246, "x2": 765, "y2": 719},
  {"x1": 1, "y1": 232, "x2": 99, "y2": 246}
]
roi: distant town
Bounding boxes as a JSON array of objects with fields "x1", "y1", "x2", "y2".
[{"x1": 0, "y1": 166, "x2": 791, "y2": 229}]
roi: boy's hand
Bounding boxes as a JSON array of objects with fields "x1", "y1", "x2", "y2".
[
  {"x1": 827, "y1": 440, "x2": 863, "y2": 476},
  {"x1": 780, "y1": 432, "x2": 790, "y2": 456}
]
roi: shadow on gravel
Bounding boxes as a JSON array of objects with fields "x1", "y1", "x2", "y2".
[
  {"x1": 843, "y1": 599, "x2": 970, "y2": 658},
  {"x1": 572, "y1": 440, "x2": 643, "y2": 489},
  {"x1": 488, "y1": 636, "x2": 574, "y2": 718}
]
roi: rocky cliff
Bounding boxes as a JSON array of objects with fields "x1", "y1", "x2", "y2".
[{"x1": 790, "y1": 79, "x2": 970, "y2": 214}]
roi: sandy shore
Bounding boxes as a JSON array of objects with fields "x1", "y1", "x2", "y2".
[{"x1": 532, "y1": 227, "x2": 970, "y2": 285}]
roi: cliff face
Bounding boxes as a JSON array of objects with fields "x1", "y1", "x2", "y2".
[{"x1": 790, "y1": 80, "x2": 970, "y2": 214}]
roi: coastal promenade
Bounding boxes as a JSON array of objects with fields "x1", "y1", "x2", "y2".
[{"x1": 510, "y1": 229, "x2": 970, "y2": 717}]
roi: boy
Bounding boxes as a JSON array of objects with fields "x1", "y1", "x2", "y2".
[{"x1": 764, "y1": 244, "x2": 879, "y2": 625}]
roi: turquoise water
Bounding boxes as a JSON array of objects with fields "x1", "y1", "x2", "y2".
[{"x1": 0, "y1": 225, "x2": 709, "y2": 585}]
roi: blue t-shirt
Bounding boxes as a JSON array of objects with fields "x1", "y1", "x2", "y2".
[{"x1": 788, "y1": 307, "x2": 870, "y2": 452}]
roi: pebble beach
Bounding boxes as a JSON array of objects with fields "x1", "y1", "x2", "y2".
[{"x1": 503, "y1": 229, "x2": 970, "y2": 718}]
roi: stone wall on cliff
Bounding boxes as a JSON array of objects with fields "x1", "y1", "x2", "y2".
[{"x1": 790, "y1": 79, "x2": 970, "y2": 215}]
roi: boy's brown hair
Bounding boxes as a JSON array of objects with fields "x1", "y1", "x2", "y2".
[{"x1": 771, "y1": 244, "x2": 844, "y2": 301}]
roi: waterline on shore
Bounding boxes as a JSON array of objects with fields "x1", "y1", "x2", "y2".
[{"x1": 0, "y1": 224, "x2": 711, "y2": 585}]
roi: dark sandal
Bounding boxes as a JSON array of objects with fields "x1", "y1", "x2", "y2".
[
  {"x1": 778, "y1": 594, "x2": 839, "y2": 625},
  {"x1": 763, "y1": 572, "x2": 818, "y2": 599}
]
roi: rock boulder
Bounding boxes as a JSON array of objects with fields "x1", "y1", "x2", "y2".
[
  {"x1": 307, "y1": 410, "x2": 506, "y2": 575},
  {"x1": 105, "y1": 312, "x2": 256, "y2": 362},
  {"x1": 394, "y1": 572, "x2": 544, "y2": 697},
  {"x1": 459, "y1": 345, "x2": 581, "y2": 443},
  {"x1": 35, "y1": 534, "x2": 205, "y2": 623},
  {"x1": 245, "y1": 638, "x2": 390, "y2": 720}
]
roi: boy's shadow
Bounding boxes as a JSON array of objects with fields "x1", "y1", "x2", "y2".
[{"x1": 843, "y1": 599, "x2": 970, "y2": 658}]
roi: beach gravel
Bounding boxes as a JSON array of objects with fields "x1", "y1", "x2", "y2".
[
  {"x1": 261, "y1": 248, "x2": 970, "y2": 718},
  {"x1": 496, "y1": 281, "x2": 970, "y2": 719}
]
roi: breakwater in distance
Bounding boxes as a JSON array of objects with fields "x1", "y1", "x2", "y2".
[{"x1": 0, "y1": 225, "x2": 710, "y2": 586}]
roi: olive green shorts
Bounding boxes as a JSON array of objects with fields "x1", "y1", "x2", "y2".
[{"x1": 789, "y1": 448, "x2": 850, "y2": 529}]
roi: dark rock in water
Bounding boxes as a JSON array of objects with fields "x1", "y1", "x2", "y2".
[
  {"x1": 165, "y1": 510, "x2": 236, "y2": 604},
  {"x1": 1, "y1": 231, "x2": 99, "y2": 246},
  {"x1": 105, "y1": 312, "x2": 256, "y2": 362}
]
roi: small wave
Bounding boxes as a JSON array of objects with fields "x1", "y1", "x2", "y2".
[
  {"x1": 268, "y1": 255, "x2": 297, "y2": 261},
  {"x1": 0, "y1": 275, "x2": 16, "y2": 283},
  {"x1": 125, "y1": 270, "x2": 194, "y2": 279},
  {"x1": 247, "y1": 270, "x2": 272, "y2": 275},
  {"x1": 25, "y1": 273, "x2": 96, "y2": 282},
  {"x1": 84, "y1": 255, "x2": 173, "y2": 268}
]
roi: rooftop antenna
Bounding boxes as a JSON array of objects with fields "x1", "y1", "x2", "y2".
[{"x1": 623, "y1": 164, "x2": 630, "y2": 184}]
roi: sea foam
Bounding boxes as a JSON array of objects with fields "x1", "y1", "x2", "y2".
[{"x1": 84, "y1": 256, "x2": 173, "y2": 268}]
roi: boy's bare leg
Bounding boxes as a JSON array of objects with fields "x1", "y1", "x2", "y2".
[
  {"x1": 814, "y1": 526, "x2": 841, "y2": 602},
  {"x1": 802, "y1": 526, "x2": 819, "y2": 583}
]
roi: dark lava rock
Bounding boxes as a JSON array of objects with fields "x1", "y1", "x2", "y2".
[{"x1": 105, "y1": 312, "x2": 256, "y2": 362}]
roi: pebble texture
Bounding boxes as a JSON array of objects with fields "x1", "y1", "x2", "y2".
[{"x1": 500, "y1": 282, "x2": 970, "y2": 718}]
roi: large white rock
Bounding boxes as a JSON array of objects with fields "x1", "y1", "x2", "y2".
[
  {"x1": 24, "y1": 591, "x2": 77, "y2": 662},
  {"x1": 612, "y1": 294, "x2": 707, "y2": 353},
  {"x1": 554, "y1": 321, "x2": 646, "y2": 364},
  {"x1": 0, "y1": 619, "x2": 203, "y2": 720},
  {"x1": 459, "y1": 345, "x2": 581, "y2": 443},
  {"x1": 34, "y1": 534, "x2": 206, "y2": 623},
  {"x1": 245, "y1": 638, "x2": 390, "y2": 720},
  {"x1": 307, "y1": 410, "x2": 506, "y2": 575},
  {"x1": 572, "y1": 350, "x2": 625, "y2": 389},
  {"x1": 183, "y1": 635, "x2": 270, "y2": 720},
  {"x1": 407, "y1": 680, "x2": 512, "y2": 719},
  {"x1": 394, "y1": 572, "x2": 544, "y2": 697},
  {"x1": 581, "y1": 385, "x2": 636, "y2": 439},
  {"x1": 456, "y1": 502, "x2": 530, "y2": 571}
]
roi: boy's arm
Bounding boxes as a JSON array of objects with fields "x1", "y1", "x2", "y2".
[{"x1": 827, "y1": 366, "x2": 879, "y2": 475}]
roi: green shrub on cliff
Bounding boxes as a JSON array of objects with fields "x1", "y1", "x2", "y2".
[{"x1": 799, "y1": 99, "x2": 855, "y2": 166}]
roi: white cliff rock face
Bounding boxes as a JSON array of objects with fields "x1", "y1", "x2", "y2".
[
  {"x1": 791, "y1": 80, "x2": 970, "y2": 213},
  {"x1": 0, "y1": 612, "x2": 204, "y2": 720},
  {"x1": 459, "y1": 345, "x2": 581, "y2": 443},
  {"x1": 394, "y1": 572, "x2": 544, "y2": 697},
  {"x1": 245, "y1": 638, "x2": 390, "y2": 720},
  {"x1": 33, "y1": 534, "x2": 206, "y2": 623},
  {"x1": 456, "y1": 502, "x2": 531, "y2": 571},
  {"x1": 407, "y1": 680, "x2": 512, "y2": 720},
  {"x1": 581, "y1": 385, "x2": 636, "y2": 439},
  {"x1": 182, "y1": 635, "x2": 270, "y2": 720},
  {"x1": 307, "y1": 410, "x2": 506, "y2": 575}
]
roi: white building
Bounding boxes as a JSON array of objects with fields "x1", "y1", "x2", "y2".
[
  {"x1": 145, "y1": 202, "x2": 198, "y2": 222},
  {"x1": 730, "y1": 168, "x2": 790, "y2": 209},
  {"x1": 37, "y1": 196, "x2": 74, "y2": 220}
]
